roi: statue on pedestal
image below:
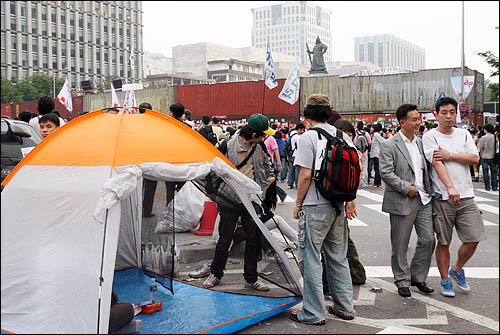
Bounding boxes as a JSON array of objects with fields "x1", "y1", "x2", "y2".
[{"x1": 307, "y1": 36, "x2": 328, "y2": 74}]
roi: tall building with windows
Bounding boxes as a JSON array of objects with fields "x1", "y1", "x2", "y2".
[
  {"x1": 0, "y1": 1, "x2": 143, "y2": 90},
  {"x1": 354, "y1": 34, "x2": 425, "y2": 70},
  {"x1": 251, "y1": 1, "x2": 332, "y2": 66}
]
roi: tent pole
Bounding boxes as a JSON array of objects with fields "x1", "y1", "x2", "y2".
[{"x1": 96, "y1": 209, "x2": 109, "y2": 334}]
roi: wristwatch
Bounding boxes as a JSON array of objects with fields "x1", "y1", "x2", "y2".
[{"x1": 295, "y1": 203, "x2": 302, "y2": 208}]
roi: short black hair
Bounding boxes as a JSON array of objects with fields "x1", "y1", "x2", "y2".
[
  {"x1": 39, "y1": 113, "x2": 60, "y2": 127},
  {"x1": 169, "y1": 102, "x2": 185, "y2": 119},
  {"x1": 295, "y1": 122, "x2": 306, "y2": 130},
  {"x1": 303, "y1": 104, "x2": 333, "y2": 122},
  {"x1": 484, "y1": 124, "x2": 494, "y2": 133},
  {"x1": 271, "y1": 124, "x2": 278, "y2": 130},
  {"x1": 334, "y1": 119, "x2": 355, "y2": 137},
  {"x1": 18, "y1": 111, "x2": 32, "y2": 123},
  {"x1": 139, "y1": 102, "x2": 152, "y2": 114},
  {"x1": 396, "y1": 104, "x2": 418, "y2": 122},
  {"x1": 212, "y1": 116, "x2": 219, "y2": 124},
  {"x1": 356, "y1": 121, "x2": 364, "y2": 131},
  {"x1": 184, "y1": 109, "x2": 192, "y2": 120},
  {"x1": 202, "y1": 115, "x2": 211, "y2": 125},
  {"x1": 419, "y1": 125, "x2": 425, "y2": 132},
  {"x1": 239, "y1": 125, "x2": 265, "y2": 140},
  {"x1": 53, "y1": 110, "x2": 61, "y2": 117},
  {"x1": 37, "y1": 96, "x2": 55, "y2": 115},
  {"x1": 374, "y1": 123, "x2": 382, "y2": 132},
  {"x1": 435, "y1": 97, "x2": 458, "y2": 113},
  {"x1": 273, "y1": 130, "x2": 282, "y2": 140},
  {"x1": 281, "y1": 127, "x2": 289, "y2": 135}
]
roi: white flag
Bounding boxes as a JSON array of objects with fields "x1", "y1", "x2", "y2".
[
  {"x1": 129, "y1": 47, "x2": 135, "y2": 71},
  {"x1": 450, "y1": 75, "x2": 475, "y2": 100},
  {"x1": 456, "y1": 104, "x2": 462, "y2": 124},
  {"x1": 278, "y1": 59, "x2": 300, "y2": 105},
  {"x1": 122, "y1": 87, "x2": 136, "y2": 113},
  {"x1": 56, "y1": 75, "x2": 73, "y2": 112},
  {"x1": 265, "y1": 37, "x2": 278, "y2": 89},
  {"x1": 111, "y1": 83, "x2": 119, "y2": 107}
]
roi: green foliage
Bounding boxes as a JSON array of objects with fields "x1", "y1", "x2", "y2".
[
  {"x1": 477, "y1": 51, "x2": 499, "y2": 102},
  {"x1": 1, "y1": 75, "x2": 66, "y2": 103},
  {"x1": 1, "y1": 77, "x2": 23, "y2": 104}
]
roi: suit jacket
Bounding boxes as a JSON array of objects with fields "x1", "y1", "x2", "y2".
[{"x1": 379, "y1": 132, "x2": 433, "y2": 215}]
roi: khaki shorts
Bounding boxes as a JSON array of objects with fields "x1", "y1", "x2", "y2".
[{"x1": 432, "y1": 197, "x2": 487, "y2": 245}]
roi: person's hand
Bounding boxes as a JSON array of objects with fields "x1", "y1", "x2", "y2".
[
  {"x1": 277, "y1": 165, "x2": 283, "y2": 173},
  {"x1": 447, "y1": 185, "x2": 460, "y2": 203},
  {"x1": 433, "y1": 146, "x2": 452, "y2": 161},
  {"x1": 293, "y1": 206, "x2": 301, "y2": 220},
  {"x1": 345, "y1": 201, "x2": 357, "y2": 220},
  {"x1": 267, "y1": 176, "x2": 276, "y2": 184},
  {"x1": 408, "y1": 185, "x2": 419, "y2": 198}
]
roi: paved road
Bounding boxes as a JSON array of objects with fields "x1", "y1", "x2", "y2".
[{"x1": 237, "y1": 181, "x2": 499, "y2": 334}]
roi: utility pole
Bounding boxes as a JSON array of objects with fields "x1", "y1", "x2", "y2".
[{"x1": 460, "y1": 1, "x2": 465, "y2": 105}]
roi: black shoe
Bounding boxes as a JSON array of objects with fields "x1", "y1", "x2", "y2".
[
  {"x1": 290, "y1": 311, "x2": 325, "y2": 326},
  {"x1": 411, "y1": 281, "x2": 434, "y2": 294},
  {"x1": 398, "y1": 287, "x2": 411, "y2": 297}
]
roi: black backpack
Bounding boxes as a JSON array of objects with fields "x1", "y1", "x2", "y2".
[
  {"x1": 311, "y1": 127, "x2": 361, "y2": 213},
  {"x1": 283, "y1": 133, "x2": 297, "y2": 158},
  {"x1": 198, "y1": 125, "x2": 218, "y2": 146}
]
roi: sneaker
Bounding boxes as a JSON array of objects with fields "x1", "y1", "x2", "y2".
[
  {"x1": 287, "y1": 185, "x2": 294, "y2": 189},
  {"x1": 449, "y1": 267, "x2": 471, "y2": 292},
  {"x1": 202, "y1": 274, "x2": 220, "y2": 288},
  {"x1": 328, "y1": 305, "x2": 356, "y2": 320},
  {"x1": 189, "y1": 263, "x2": 211, "y2": 278},
  {"x1": 440, "y1": 277, "x2": 455, "y2": 297},
  {"x1": 290, "y1": 311, "x2": 325, "y2": 326},
  {"x1": 244, "y1": 280, "x2": 270, "y2": 292}
]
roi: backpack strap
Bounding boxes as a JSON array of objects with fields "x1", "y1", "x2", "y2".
[{"x1": 236, "y1": 143, "x2": 258, "y2": 170}]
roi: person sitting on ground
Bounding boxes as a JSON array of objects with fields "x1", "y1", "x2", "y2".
[
  {"x1": 109, "y1": 290, "x2": 142, "y2": 334},
  {"x1": 38, "y1": 113, "x2": 60, "y2": 139}
]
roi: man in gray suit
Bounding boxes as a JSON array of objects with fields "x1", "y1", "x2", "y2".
[{"x1": 380, "y1": 104, "x2": 435, "y2": 298}]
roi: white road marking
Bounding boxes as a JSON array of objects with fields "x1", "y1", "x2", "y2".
[
  {"x1": 473, "y1": 195, "x2": 495, "y2": 202},
  {"x1": 478, "y1": 203, "x2": 499, "y2": 215},
  {"x1": 365, "y1": 266, "x2": 499, "y2": 279},
  {"x1": 363, "y1": 204, "x2": 389, "y2": 216},
  {"x1": 357, "y1": 189, "x2": 384, "y2": 202},
  {"x1": 368, "y1": 277, "x2": 499, "y2": 332},
  {"x1": 284, "y1": 195, "x2": 295, "y2": 203},
  {"x1": 377, "y1": 325, "x2": 447, "y2": 334},
  {"x1": 484, "y1": 220, "x2": 498, "y2": 226},
  {"x1": 348, "y1": 218, "x2": 368, "y2": 226},
  {"x1": 354, "y1": 285, "x2": 376, "y2": 305}
]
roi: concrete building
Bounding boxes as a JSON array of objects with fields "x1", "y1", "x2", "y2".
[
  {"x1": 172, "y1": 42, "x2": 296, "y2": 79},
  {"x1": 143, "y1": 51, "x2": 172, "y2": 77},
  {"x1": 144, "y1": 73, "x2": 215, "y2": 87},
  {"x1": 354, "y1": 34, "x2": 425, "y2": 70},
  {"x1": 207, "y1": 59, "x2": 263, "y2": 82},
  {"x1": 251, "y1": 1, "x2": 332, "y2": 66},
  {"x1": 325, "y1": 61, "x2": 379, "y2": 76},
  {"x1": 0, "y1": 1, "x2": 143, "y2": 89}
]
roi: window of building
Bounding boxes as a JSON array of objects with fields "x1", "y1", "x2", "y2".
[
  {"x1": 52, "y1": 42, "x2": 57, "y2": 55},
  {"x1": 52, "y1": 56, "x2": 57, "y2": 69},
  {"x1": 0, "y1": 51, "x2": 6, "y2": 65},
  {"x1": 31, "y1": 19, "x2": 37, "y2": 34},
  {"x1": 61, "y1": 12, "x2": 66, "y2": 24},
  {"x1": 11, "y1": 69, "x2": 18, "y2": 82},
  {"x1": 70, "y1": 43, "x2": 75, "y2": 57},
  {"x1": 51, "y1": 8, "x2": 56, "y2": 22},
  {"x1": 87, "y1": 14, "x2": 92, "y2": 29},
  {"x1": 41, "y1": 6, "x2": 47, "y2": 21},
  {"x1": 11, "y1": 16, "x2": 17, "y2": 30},
  {"x1": 42, "y1": 22, "x2": 47, "y2": 35},
  {"x1": 61, "y1": 41, "x2": 66, "y2": 57},
  {"x1": 11, "y1": 35, "x2": 17, "y2": 50},
  {"x1": 368, "y1": 42, "x2": 374, "y2": 63},
  {"x1": 43, "y1": 55, "x2": 48, "y2": 68},
  {"x1": 51, "y1": 23, "x2": 57, "y2": 37},
  {"x1": 12, "y1": 51, "x2": 17, "y2": 65},
  {"x1": 31, "y1": 4, "x2": 37, "y2": 19},
  {"x1": 79, "y1": 13, "x2": 83, "y2": 27},
  {"x1": 71, "y1": 58, "x2": 75, "y2": 72},
  {"x1": 80, "y1": 60, "x2": 84, "y2": 72},
  {"x1": 21, "y1": 18, "x2": 27, "y2": 33},
  {"x1": 79, "y1": 29, "x2": 83, "y2": 42},
  {"x1": 359, "y1": 43, "x2": 364, "y2": 62},
  {"x1": 378, "y1": 41, "x2": 383, "y2": 67},
  {"x1": 32, "y1": 54, "x2": 38, "y2": 68},
  {"x1": 70, "y1": 27, "x2": 75, "y2": 40},
  {"x1": 79, "y1": 47, "x2": 83, "y2": 58},
  {"x1": 70, "y1": 13, "x2": 75, "y2": 26},
  {"x1": 10, "y1": 2, "x2": 16, "y2": 15}
]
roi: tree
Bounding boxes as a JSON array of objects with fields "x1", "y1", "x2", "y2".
[
  {"x1": 477, "y1": 51, "x2": 499, "y2": 102},
  {"x1": 1, "y1": 77, "x2": 22, "y2": 104}
]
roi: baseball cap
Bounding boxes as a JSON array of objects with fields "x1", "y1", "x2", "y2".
[{"x1": 248, "y1": 113, "x2": 275, "y2": 136}]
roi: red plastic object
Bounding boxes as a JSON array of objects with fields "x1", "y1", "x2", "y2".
[
  {"x1": 195, "y1": 201, "x2": 218, "y2": 236},
  {"x1": 142, "y1": 301, "x2": 162, "y2": 314}
]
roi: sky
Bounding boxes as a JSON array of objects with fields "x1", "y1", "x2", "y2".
[{"x1": 143, "y1": 1, "x2": 499, "y2": 82}]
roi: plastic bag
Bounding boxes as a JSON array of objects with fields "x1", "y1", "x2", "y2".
[
  {"x1": 142, "y1": 240, "x2": 181, "y2": 277},
  {"x1": 155, "y1": 182, "x2": 206, "y2": 233}
]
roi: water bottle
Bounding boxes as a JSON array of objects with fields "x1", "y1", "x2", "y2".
[{"x1": 149, "y1": 277, "x2": 158, "y2": 302}]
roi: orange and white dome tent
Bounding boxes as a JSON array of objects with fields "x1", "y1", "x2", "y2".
[{"x1": 1, "y1": 110, "x2": 302, "y2": 334}]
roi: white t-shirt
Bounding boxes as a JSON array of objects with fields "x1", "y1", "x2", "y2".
[
  {"x1": 290, "y1": 131, "x2": 300, "y2": 158},
  {"x1": 422, "y1": 128, "x2": 478, "y2": 200},
  {"x1": 294, "y1": 123, "x2": 356, "y2": 206}
]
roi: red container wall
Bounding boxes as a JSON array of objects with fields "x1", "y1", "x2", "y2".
[
  {"x1": 1, "y1": 96, "x2": 83, "y2": 119},
  {"x1": 175, "y1": 79, "x2": 300, "y2": 122}
]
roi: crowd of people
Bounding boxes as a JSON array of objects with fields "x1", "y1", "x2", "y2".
[{"x1": 10, "y1": 94, "x2": 499, "y2": 329}]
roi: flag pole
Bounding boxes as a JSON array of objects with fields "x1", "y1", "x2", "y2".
[
  {"x1": 262, "y1": 74, "x2": 266, "y2": 115},
  {"x1": 460, "y1": 1, "x2": 465, "y2": 118}
]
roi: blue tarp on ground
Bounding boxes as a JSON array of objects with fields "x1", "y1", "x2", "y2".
[{"x1": 113, "y1": 268, "x2": 301, "y2": 334}]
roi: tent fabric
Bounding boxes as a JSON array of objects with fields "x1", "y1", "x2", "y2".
[
  {"x1": 113, "y1": 268, "x2": 301, "y2": 334},
  {"x1": 1, "y1": 110, "x2": 303, "y2": 334}
]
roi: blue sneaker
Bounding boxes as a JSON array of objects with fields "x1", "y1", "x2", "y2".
[
  {"x1": 449, "y1": 267, "x2": 471, "y2": 292},
  {"x1": 440, "y1": 278, "x2": 455, "y2": 297}
]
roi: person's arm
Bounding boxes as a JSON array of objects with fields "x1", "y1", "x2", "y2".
[
  {"x1": 273, "y1": 148, "x2": 283, "y2": 173},
  {"x1": 431, "y1": 159, "x2": 460, "y2": 203},
  {"x1": 433, "y1": 146, "x2": 479, "y2": 165},
  {"x1": 293, "y1": 167, "x2": 312, "y2": 219},
  {"x1": 345, "y1": 200, "x2": 357, "y2": 220},
  {"x1": 379, "y1": 140, "x2": 413, "y2": 196}
]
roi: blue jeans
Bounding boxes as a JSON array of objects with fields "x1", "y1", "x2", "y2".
[
  {"x1": 297, "y1": 203, "x2": 354, "y2": 323},
  {"x1": 481, "y1": 158, "x2": 498, "y2": 191},
  {"x1": 287, "y1": 156, "x2": 299, "y2": 188}
]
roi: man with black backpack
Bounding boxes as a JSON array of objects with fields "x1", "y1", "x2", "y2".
[
  {"x1": 198, "y1": 115, "x2": 218, "y2": 146},
  {"x1": 290, "y1": 94, "x2": 358, "y2": 326}
]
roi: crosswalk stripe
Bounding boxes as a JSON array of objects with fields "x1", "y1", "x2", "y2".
[
  {"x1": 363, "y1": 204, "x2": 389, "y2": 217},
  {"x1": 475, "y1": 189, "x2": 499, "y2": 196},
  {"x1": 283, "y1": 195, "x2": 295, "y2": 203},
  {"x1": 348, "y1": 218, "x2": 368, "y2": 226},
  {"x1": 357, "y1": 189, "x2": 384, "y2": 202},
  {"x1": 365, "y1": 266, "x2": 499, "y2": 279},
  {"x1": 473, "y1": 195, "x2": 495, "y2": 202},
  {"x1": 478, "y1": 203, "x2": 499, "y2": 215},
  {"x1": 484, "y1": 220, "x2": 498, "y2": 226}
]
